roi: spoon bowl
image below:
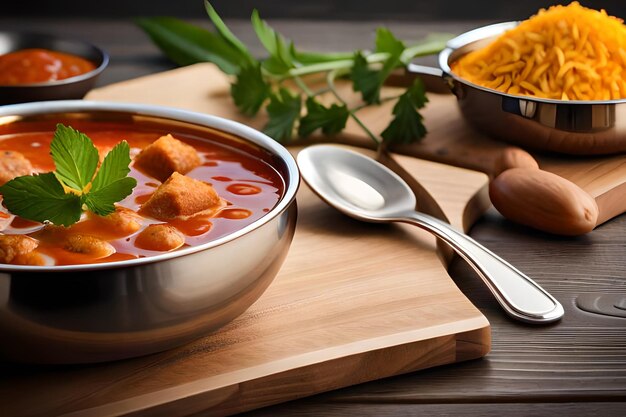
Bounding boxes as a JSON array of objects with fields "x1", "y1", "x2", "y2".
[
  {"x1": 297, "y1": 145, "x2": 416, "y2": 221},
  {"x1": 298, "y1": 145, "x2": 564, "y2": 324}
]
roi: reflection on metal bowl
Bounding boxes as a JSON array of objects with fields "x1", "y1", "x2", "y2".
[{"x1": 0, "y1": 101, "x2": 299, "y2": 364}]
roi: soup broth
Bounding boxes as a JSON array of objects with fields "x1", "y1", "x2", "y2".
[{"x1": 0, "y1": 120, "x2": 285, "y2": 266}]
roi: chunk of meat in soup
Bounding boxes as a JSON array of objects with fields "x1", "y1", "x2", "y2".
[
  {"x1": 135, "y1": 224, "x2": 185, "y2": 252},
  {"x1": 134, "y1": 134, "x2": 202, "y2": 182},
  {"x1": 140, "y1": 172, "x2": 223, "y2": 220},
  {"x1": 0, "y1": 151, "x2": 33, "y2": 185}
]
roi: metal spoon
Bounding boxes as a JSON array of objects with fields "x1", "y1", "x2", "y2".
[{"x1": 297, "y1": 145, "x2": 564, "y2": 324}]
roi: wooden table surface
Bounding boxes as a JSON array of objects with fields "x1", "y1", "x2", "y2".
[{"x1": 1, "y1": 18, "x2": 625, "y2": 417}]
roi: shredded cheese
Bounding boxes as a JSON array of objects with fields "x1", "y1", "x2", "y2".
[{"x1": 451, "y1": 2, "x2": 626, "y2": 101}]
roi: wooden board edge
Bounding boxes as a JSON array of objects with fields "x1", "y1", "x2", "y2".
[
  {"x1": 65, "y1": 322, "x2": 490, "y2": 417},
  {"x1": 595, "y1": 181, "x2": 626, "y2": 226}
]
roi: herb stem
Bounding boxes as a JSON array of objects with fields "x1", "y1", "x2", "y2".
[
  {"x1": 326, "y1": 69, "x2": 380, "y2": 145},
  {"x1": 285, "y1": 38, "x2": 448, "y2": 79},
  {"x1": 400, "y1": 39, "x2": 450, "y2": 63},
  {"x1": 293, "y1": 76, "x2": 315, "y2": 97},
  {"x1": 351, "y1": 94, "x2": 401, "y2": 112},
  {"x1": 287, "y1": 52, "x2": 389, "y2": 78}
]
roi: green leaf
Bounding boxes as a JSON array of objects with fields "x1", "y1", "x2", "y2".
[
  {"x1": 406, "y1": 77, "x2": 428, "y2": 108},
  {"x1": 375, "y1": 27, "x2": 406, "y2": 76},
  {"x1": 381, "y1": 79, "x2": 429, "y2": 145},
  {"x1": 204, "y1": 1, "x2": 255, "y2": 65},
  {"x1": 0, "y1": 173, "x2": 82, "y2": 227},
  {"x1": 86, "y1": 140, "x2": 137, "y2": 216},
  {"x1": 231, "y1": 63, "x2": 272, "y2": 116},
  {"x1": 299, "y1": 97, "x2": 349, "y2": 137},
  {"x1": 375, "y1": 27, "x2": 406, "y2": 56},
  {"x1": 251, "y1": 9, "x2": 295, "y2": 74},
  {"x1": 91, "y1": 141, "x2": 134, "y2": 193},
  {"x1": 263, "y1": 88, "x2": 301, "y2": 142},
  {"x1": 351, "y1": 52, "x2": 381, "y2": 104},
  {"x1": 50, "y1": 124, "x2": 99, "y2": 192},
  {"x1": 352, "y1": 29, "x2": 408, "y2": 105},
  {"x1": 136, "y1": 17, "x2": 246, "y2": 75},
  {"x1": 84, "y1": 177, "x2": 137, "y2": 217}
]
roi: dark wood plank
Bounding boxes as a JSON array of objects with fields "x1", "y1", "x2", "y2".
[
  {"x1": 241, "y1": 402, "x2": 626, "y2": 417},
  {"x1": 1, "y1": 18, "x2": 625, "y2": 417}
]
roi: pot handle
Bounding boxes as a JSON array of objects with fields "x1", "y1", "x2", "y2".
[{"x1": 385, "y1": 63, "x2": 452, "y2": 95}]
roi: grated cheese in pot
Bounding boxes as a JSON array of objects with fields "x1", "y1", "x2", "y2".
[{"x1": 451, "y1": 2, "x2": 626, "y2": 101}]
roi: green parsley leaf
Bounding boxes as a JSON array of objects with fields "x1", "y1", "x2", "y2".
[
  {"x1": 299, "y1": 98, "x2": 349, "y2": 137},
  {"x1": 136, "y1": 17, "x2": 247, "y2": 75},
  {"x1": 406, "y1": 77, "x2": 428, "y2": 108},
  {"x1": 352, "y1": 29, "x2": 407, "y2": 105},
  {"x1": 0, "y1": 125, "x2": 137, "y2": 226},
  {"x1": 0, "y1": 173, "x2": 82, "y2": 227},
  {"x1": 140, "y1": 5, "x2": 450, "y2": 149},
  {"x1": 231, "y1": 63, "x2": 271, "y2": 116},
  {"x1": 85, "y1": 177, "x2": 137, "y2": 217},
  {"x1": 90, "y1": 141, "x2": 133, "y2": 193},
  {"x1": 264, "y1": 88, "x2": 302, "y2": 142},
  {"x1": 50, "y1": 124, "x2": 99, "y2": 192},
  {"x1": 375, "y1": 27, "x2": 406, "y2": 78},
  {"x1": 381, "y1": 78, "x2": 428, "y2": 145},
  {"x1": 251, "y1": 9, "x2": 296, "y2": 75},
  {"x1": 351, "y1": 51, "x2": 382, "y2": 104},
  {"x1": 86, "y1": 141, "x2": 137, "y2": 216},
  {"x1": 204, "y1": 1, "x2": 255, "y2": 67},
  {"x1": 375, "y1": 27, "x2": 406, "y2": 56}
]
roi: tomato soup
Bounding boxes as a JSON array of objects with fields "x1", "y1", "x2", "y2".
[
  {"x1": 0, "y1": 48, "x2": 96, "y2": 85},
  {"x1": 0, "y1": 121, "x2": 285, "y2": 266}
]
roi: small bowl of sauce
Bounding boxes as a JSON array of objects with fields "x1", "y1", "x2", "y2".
[{"x1": 0, "y1": 32, "x2": 108, "y2": 104}]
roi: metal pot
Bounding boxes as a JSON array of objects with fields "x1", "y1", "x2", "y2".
[
  {"x1": 407, "y1": 22, "x2": 626, "y2": 155},
  {"x1": 0, "y1": 101, "x2": 299, "y2": 364}
]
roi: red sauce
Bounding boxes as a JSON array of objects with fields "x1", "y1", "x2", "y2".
[
  {"x1": 0, "y1": 122, "x2": 285, "y2": 266},
  {"x1": 0, "y1": 48, "x2": 96, "y2": 85},
  {"x1": 217, "y1": 208, "x2": 252, "y2": 220},
  {"x1": 227, "y1": 183, "x2": 262, "y2": 195},
  {"x1": 10, "y1": 217, "x2": 40, "y2": 229}
]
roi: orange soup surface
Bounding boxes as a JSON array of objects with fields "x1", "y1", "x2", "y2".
[
  {"x1": 0, "y1": 122, "x2": 285, "y2": 266},
  {"x1": 0, "y1": 48, "x2": 96, "y2": 85}
]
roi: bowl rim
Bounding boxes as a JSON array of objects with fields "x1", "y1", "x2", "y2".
[
  {"x1": 0, "y1": 100, "x2": 300, "y2": 272},
  {"x1": 0, "y1": 31, "x2": 109, "y2": 88},
  {"x1": 440, "y1": 21, "x2": 626, "y2": 105}
]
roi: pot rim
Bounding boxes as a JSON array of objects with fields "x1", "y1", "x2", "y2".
[
  {"x1": 439, "y1": 21, "x2": 626, "y2": 106},
  {"x1": 0, "y1": 100, "x2": 300, "y2": 272}
]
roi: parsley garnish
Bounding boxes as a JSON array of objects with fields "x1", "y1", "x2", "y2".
[
  {"x1": 264, "y1": 88, "x2": 302, "y2": 142},
  {"x1": 381, "y1": 79, "x2": 429, "y2": 144},
  {"x1": 137, "y1": 1, "x2": 452, "y2": 148},
  {"x1": 0, "y1": 124, "x2": 137, "y2": 226},
  {"x1": 299, "y1": 98, "x2": 350, "y2": 138}
]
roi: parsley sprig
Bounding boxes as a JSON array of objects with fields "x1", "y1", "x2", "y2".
[
  {"x1": 137, "y1": 1, "x2": 451, "y2": 150},
  {"x1": 0, "y1": 124, "x2": 137, "y2": 226}
]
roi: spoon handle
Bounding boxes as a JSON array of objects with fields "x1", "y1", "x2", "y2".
[{"x1": 400, "y1": 211, "x2": 564, "y2": 324}]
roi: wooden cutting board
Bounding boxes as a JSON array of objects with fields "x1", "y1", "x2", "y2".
[
  {"x1": 0, "y1": 64, "x2": 495, "y2": 416},
  {"x1": 86, "y1": 63, "x2": 626, "y2": 227},
  {"x1": 0, "y1": 149, "x2": 490, "y2": 416}
]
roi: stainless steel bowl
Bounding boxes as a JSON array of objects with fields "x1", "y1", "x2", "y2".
[
  {"x1": 0, "y1": 101, "x2": 299, "y2": 364},
  {"x1": 408, "y1": 22, "x2": 626, "y2": 155},
  {"x1": 0, "y1": 32, "x2": 109, "y2": 105}
]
